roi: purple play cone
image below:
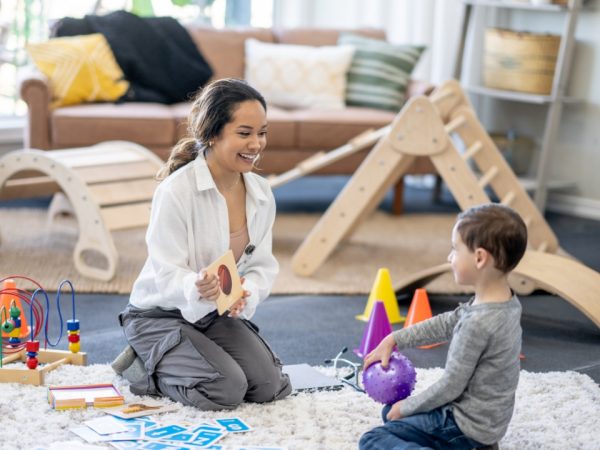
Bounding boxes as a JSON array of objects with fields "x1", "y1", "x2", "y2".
[{"x1": 354, "y1": 300, "x2": 392, "y2": 358}]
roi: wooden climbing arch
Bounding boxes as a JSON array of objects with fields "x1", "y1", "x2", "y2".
[{"x1": 0, "y1": 141, "x2": 163, "y2": 281}]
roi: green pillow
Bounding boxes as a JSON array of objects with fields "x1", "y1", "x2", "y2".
[{"x1": 338, "y1": 33, "x2": 425, "y2": 111}]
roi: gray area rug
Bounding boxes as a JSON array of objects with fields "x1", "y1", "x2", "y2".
[
  {"x1": 0, "y1": 208, "x2": 464, "y2": 295},
  {"x1": 2, "y1": 363, "x2": 598, "y2": 449}
]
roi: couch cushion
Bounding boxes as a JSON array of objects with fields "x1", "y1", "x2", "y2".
[
  {"x1": 290, "y1": 106, "x2": 396, "y2": 150},
  {"x1": 186, "y1": 26, "x2": 274, "y2": 80},
  {"x1": 339, "y1": 33, "x2": 425, "y2": 112},
  {"x1": 244, "y1": 39, "x2": 354, "y2": 110},
  {"x1": 171, "y1": 102, "x2": 296, "y2": 149},
  {"x1": 274, "y1": 28, "x2": 386, "y2": 46},
  {"x1": 26, "y1": 33, "x2": 129, "y2": 108},
  {"x1": 51, "y1": 103, "x2": 175, "y2": 147}
]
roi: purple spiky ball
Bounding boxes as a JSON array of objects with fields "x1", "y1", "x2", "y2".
[{"x1": 362, "y1": 352, "x2": 416, "y2": 404}]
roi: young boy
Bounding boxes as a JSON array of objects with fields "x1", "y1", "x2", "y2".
[{"x1": 359, "y1": 203, "x2": 528, "y2": 450}]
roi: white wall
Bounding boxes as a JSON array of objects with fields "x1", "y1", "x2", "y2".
[{"x1": 272, "y1": 0, "x2": 600, "y2": 218}]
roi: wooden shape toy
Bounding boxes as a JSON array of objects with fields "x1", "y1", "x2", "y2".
[
  {"x1": 0, "y1": 141, "x2": 163, "y2": 281},
  {"x1": 204, "y1": 250, "x2": 244, "y2": 315}
]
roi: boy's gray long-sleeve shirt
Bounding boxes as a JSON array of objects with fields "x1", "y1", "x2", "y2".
[{"x1": 394, "y1": 296, "x2": 522, "y2": 445}]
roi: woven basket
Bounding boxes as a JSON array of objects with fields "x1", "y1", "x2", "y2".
[{"x1": 484, "y1": 28, "x2": 561, "y2": 95}]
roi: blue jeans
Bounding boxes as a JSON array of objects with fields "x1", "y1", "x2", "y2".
[{"x1": 359, "y1": 405, "x2": 484, "y2": 450}]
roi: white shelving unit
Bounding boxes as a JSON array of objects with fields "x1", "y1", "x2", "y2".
[{"x1": 453, "y1": 0, "x2": 582, "y2": 211}]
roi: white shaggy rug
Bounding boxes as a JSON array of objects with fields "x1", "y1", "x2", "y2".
[{"x1": 1, "y1": 364, "x2": 599, "y2": 450}]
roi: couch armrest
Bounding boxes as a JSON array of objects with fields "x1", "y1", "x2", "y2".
[
  {"x1": 19, "y1": 65, "x2": 52, "y2": 149},
  {"x1": 406, "y1": 79, "x2": 435, "y2": 99}
]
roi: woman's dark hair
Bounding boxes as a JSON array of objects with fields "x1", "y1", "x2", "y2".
[
  {"x1": 456, "y1": 203, "x2": 528, "y2": 273},
  {"x1": 157, "y1": 78, "x2": 267, "y2": 179}
]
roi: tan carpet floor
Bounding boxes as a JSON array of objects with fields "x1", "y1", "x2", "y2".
[{"x1": 0, "y1": 208, "x2": 465, "y2": 295}]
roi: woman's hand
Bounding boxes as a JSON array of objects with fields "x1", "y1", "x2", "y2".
[
  {"x1": 228, "y1": 276, "x2": 249, "y2": 318},
  {"x1": 363, "y1": 334, "x2": 396, "y2": 370},
  {"x1": 195, "y1": 270, "x2": 220, "y2": 301}
]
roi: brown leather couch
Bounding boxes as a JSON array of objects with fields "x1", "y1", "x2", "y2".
[{"x1": 20, "y1": 25, "x2": 435, "y2": 211}]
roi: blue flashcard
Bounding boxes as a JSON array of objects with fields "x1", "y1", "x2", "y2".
[
  {"x1": 191, "y1": 423, "x2": 223, "y2": 433},
  {"x1": 166, "y1": 432, "x2": 196, "y2": 443},
  {"x1": 215, "y1": 417, "x2": 251, "y2": 433},
  {"x1": 140, "y1": 442, "x2": 191, "y2": 450},
  {"x1": 189, "y1": 430, "x2": 226, "y2": 447},
  {"x1": 145, "y1": 424, "x2": 188, "y2": 439}
]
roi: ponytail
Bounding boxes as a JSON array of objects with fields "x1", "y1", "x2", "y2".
[{"x1": 156, "y1": 138, "x2": 200, "y2": 180}]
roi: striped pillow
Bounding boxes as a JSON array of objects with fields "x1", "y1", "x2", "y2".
[{"x1": 338, "y1": 33, "x2": 425, "y2": 112}]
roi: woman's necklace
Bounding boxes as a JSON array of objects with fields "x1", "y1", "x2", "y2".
[{"x1": 216, "y1": 174, "x2": 242, "y2": 192}]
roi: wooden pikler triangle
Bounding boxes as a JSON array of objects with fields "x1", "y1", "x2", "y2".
[
  {"x1": 273, "y1": 80, "x2": 600, "y2": 328},
  {"x1": 290, "y1": 80, "x2": 557, "y2": 276}
]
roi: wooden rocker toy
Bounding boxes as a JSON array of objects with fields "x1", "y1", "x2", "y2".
[{"x1": 0, "y1": 141, "x2": 163, "y2": 281}]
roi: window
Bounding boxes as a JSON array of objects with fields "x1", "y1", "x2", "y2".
[{"x1": 0, "y1": 0, "x2": 273, "y2": 119}]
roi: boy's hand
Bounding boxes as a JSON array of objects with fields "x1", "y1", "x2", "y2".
[
  {"x1": 195, "y1": 270, "x2": 220, "y2": 301},
  {"x1": 363, "y1": 334, "x2": 396, "y2": 370},
  {"x1": 386, "y1": 401, "x2": 404, "y2": 421}
]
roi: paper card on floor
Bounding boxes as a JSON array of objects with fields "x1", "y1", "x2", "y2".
[
  {"x1": 215, "y1": 417, "x2": 251, "y2": 433},
  {"x1": 105, "y1": 400, "x2": 180, "y2": 419},
  {"x1": 72, "y1": 423, "x2": 145, "y2": 443},
  {"x1": 140, "y1": 442, "x2": 193, "y2": 450},
  {"x1": 111, "y1": 442, "x2": 143, "y2": 449},
  {"x1": 188, "y1": 430, "x2": 227, "y2": 447},
  {"x1": 190, "y1": 423, "x2": 224, "y2": 433},
  {"x1": 85, "y1": 416, "x2": 129, "y2": 435},
  {"x1": 144, "y1": 424, "x2": 188, "y2": 440},
  {"x1": 204, "y1": 249, "x2": 243, "y2": 315}
]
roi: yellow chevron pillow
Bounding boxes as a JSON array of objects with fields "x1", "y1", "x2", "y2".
[{"x1": 27, "y1": 33, "x2": 129, "y2": 108}]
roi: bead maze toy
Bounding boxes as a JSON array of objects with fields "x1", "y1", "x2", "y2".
[
  {"x1": 0, "y1": 276, "x2": 87, "y2": 385},
  {"x1": 269, "y1": 79, "x2": 600, "y2": 329},
  {"x1": 0, "y1": 141, "x2": 163, "y2": 281}
]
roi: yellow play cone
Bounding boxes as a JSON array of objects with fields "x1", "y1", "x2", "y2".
[{"x1": 356, "y1": 268, "x2": 405, "y2": 324}]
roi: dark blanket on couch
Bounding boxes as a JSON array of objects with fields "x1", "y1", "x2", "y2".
[{"x1": 52, "y1": 10, "x2": 213, "y2": 104}]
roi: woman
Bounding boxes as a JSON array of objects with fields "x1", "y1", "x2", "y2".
[{"x1": 113, "y1": 78, "x2": 291, "y2": 410}]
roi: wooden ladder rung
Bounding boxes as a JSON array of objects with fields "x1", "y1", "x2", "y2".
[
  {"x1": 444, "y1": 115, "x2": 466, "y2": 134},
  {"x1": 88, "y1": 179, "x2": 158, "y2": 206},
  {"x1": 461, "y1": 141, "x2": 483, "y2": 161},
  {"x1": 478, "y1": 166, "x2": 499, "y2": 188},
  {"x1": 501, "y1": 191, "x2": 516, "y2": 206},
  {"x1": 101, "y1": 202, "x2": 152, "y2": 231}
]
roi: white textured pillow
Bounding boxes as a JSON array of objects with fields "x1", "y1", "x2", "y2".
[{"x1": 244, "y1": 38, "x2": 355, "y2": 110}]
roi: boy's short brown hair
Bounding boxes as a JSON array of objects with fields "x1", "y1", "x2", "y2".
[{"x1": 456, "y1": 204, "x2": 527, "y2": 273}]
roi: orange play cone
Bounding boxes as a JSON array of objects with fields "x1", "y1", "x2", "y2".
[
  {"x1": 1, "y1": 279, "x2": 29, "y2": 339},
  {"x1": 356, "y1": 268, "x2": 405, "y2": 324},
  {"x1": 404, "y1": 288, "x2": 442, "y2": 349}
]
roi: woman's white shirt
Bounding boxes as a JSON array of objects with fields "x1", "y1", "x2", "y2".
[{"x1": 129, "y1": 155, "x2": 279, "y2": 323}]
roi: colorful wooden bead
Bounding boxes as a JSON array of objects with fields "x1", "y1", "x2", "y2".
[
  {"x1": 9, "y1": 303, "x2": 20, "y2": 318},
  {"x1": 26, "y1": 357, "x2": 39, "y2": 369},
  {"x1": 66, "y1": 319, "x2": 80, "y2": 331},
  {"x1": 25, "y1": 341, "x2": 40, "y2": 352},
  {"x1": 1, "y1": 320, "x2": 14, "y2": 333},
  {"x1": 68, "y1": 334, "x2": 80, "y2": 343},
  {"x1": 68, "y1": 341, "x2": 80, "y2": 353}
]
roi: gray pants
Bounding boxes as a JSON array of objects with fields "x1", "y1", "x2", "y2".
[{"x1": 119, "y1": 305, "x2": 292, "y2": 411}]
